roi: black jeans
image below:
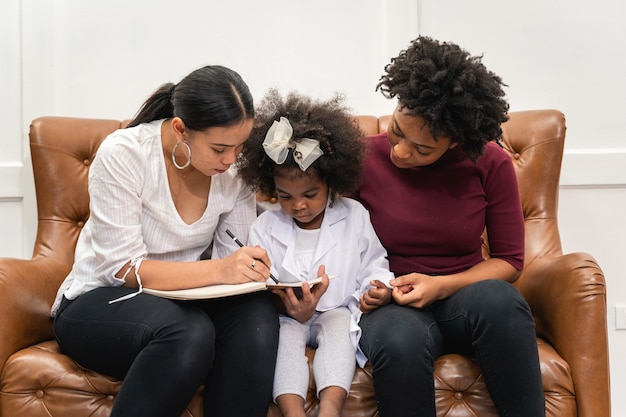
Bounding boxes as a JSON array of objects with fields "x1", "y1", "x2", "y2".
[
  {"x1": 359, "y1": 279, "x2": 545, "y2": 417},
  {"x1": 54, "y1": 287, "x2": 279, "y2": 417}
]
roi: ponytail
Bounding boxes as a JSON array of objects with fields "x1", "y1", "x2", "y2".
[
  {"x1": 126, "y1": 65, "x2": 254, "y2": 131},
  {"x1": 126, "y1": 82, "x2": 175, "y2": 128}
]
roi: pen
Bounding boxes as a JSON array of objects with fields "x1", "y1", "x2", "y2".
[{"x1": 225, "y1": 229, "x2": 279, "y2": 283}]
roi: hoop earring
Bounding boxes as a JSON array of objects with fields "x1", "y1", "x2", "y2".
[{"x1": 172, "y1": 141, "x2": 192, "y2": 169}]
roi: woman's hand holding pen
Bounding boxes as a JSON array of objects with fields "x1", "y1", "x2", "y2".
[
  {"x1": 225, "y1": 229, "x2": 279, "y2": 283},
  {"x1": 220, "y1": 245, "x2": 273, "y2": 284},
  {"x1": 272, "y1": 265, "x2": 330, "y2": 323}
]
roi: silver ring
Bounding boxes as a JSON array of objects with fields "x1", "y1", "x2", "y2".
[{"x1": 250, "y1": 260, "x2": 256, "y2": 269}]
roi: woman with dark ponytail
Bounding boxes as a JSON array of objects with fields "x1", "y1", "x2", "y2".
[{"x1": 51, "y1": 65, "x2": 279, "y2": 417}]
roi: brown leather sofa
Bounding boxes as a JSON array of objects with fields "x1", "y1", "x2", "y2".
[{"x1": 0, "y1": 110, "x2": 610, "y2": 417}]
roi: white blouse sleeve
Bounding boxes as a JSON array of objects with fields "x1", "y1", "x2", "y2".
[{"x1": 88, "y1": 134, "x2": 148, "y2": 286}]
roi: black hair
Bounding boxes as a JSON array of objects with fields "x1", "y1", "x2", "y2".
[
  {"x1": 127, "y1": 65, "x2": 254, "y2": 130},
  {"x1": 377, "y1": 36, "x2": 509, "y2": 161},
  {"x1": 237, "y1": 89, "x2": 365, "y2": 203}
]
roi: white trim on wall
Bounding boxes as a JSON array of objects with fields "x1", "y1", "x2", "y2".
[
  {"x1": 561, "y1": 149, "x2": 626, "y2": 187},
  {"x1": 0, "y1": 163, "x2": 23, "y2": 197}
]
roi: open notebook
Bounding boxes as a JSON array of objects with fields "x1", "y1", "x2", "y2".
[{"x1": 143, "y1": 275, "x2": 339, "y2": 300}]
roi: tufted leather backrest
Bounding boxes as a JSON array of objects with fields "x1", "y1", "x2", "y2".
[
  {"x1": 29, "y1": 110, "x2": 565, "y2": 271},
  {"x1": 499, "y1": 110, "x2": 565, "y2": 264},
  {"x1": 29, "y1": 117, "x2": 125, "y2": 266}
]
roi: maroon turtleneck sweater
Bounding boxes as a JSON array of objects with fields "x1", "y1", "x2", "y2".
[{"x1": 352, "y1": 133, "x2": 524, "y2": 277}]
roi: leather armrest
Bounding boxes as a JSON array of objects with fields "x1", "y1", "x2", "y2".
[
  {"x1": 515, "y1": 252, "x2": 609, "y2": 417},
  {"x1": 0, "y1": 256, "x2": 69, "y2": 374}
]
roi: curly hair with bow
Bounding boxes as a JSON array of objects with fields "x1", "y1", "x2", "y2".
[{"x1": 238, "y1": 89, "x2": 365, "y2": 202}]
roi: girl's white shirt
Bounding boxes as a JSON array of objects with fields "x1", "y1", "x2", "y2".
[
  {"x1": 292, "y1": 227, "x2": 319, "y2": 279},
  {"x1": 51, "y1": 120, "x2": 256, "y2": 316},
  {"x1": 248, "y1": 196, "x2": 394, "y2": 366}
]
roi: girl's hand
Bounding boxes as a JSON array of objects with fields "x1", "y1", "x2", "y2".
[
  {"x1": 359, "y1": 280, "x2": 392, "y2": 313},
  {"x1": 271, "y1": 265, "x2": 330, "y2": 323},
  {"x1": 391, "y1": 273, "x2": 442, "y2": 309},
  {"x1": 218, "y1": 245, "x2": 273, "y2": 284}
]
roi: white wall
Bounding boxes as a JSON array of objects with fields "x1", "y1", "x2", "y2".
[{"x1": 2, "y1": 0, "x2": 625, "y2": 414}]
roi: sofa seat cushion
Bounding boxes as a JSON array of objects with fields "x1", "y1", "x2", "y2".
[
  {"x1": 1, "y1": 338, "x2": 574, "y2": 417},
  {"x1": 433, "y1": 338, "x2": 575, "y2": 417},
  {"x1": 0, "y1": 340, "x2": 202, "y2": 417}
]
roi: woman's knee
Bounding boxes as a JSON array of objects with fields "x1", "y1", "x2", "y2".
[
  {"x1": 360, "y1": 305, "x2": 438, "y2": 363},
  {"x1": 466, "y1": 280, "x2": 531, "y2": 318},
  {"x1": 164, "y1": 307, "x2": 216, "y2": 364},
  {"x1": 457, "y1": 281, "x2": 535, "y2": 343},
  {"x1": 248, "y1": 297, "x2": 280, "y2": 335},
  {"x1": 219, "y1": 294, "x2": 279, "y2": 355}
]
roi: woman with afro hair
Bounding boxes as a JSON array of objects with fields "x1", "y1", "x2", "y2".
[
  {"x1": 238, "y1": 90, "x2": 394, "y2": 417},
  {"x1": 352, "y1": 36, "x2": 545, "y2": 417}
]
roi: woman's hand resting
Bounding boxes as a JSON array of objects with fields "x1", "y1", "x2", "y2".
[
  {"x1": 271, "y1": 265, "x2": 330, "y2": 323},
  {"x1": 388, "y1": 260, "x2": 520, "y2": 309},
  {"x1": 390, "y1": 273, "x2": 443, "y2": 309}
]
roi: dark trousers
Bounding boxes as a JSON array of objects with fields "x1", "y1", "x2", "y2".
[
  {"x1": 359, "y1": 279, "x2": 545, "y2": 417},
  {"x1": 54, "y1": 287, "x2": 279, "y2": 417}
]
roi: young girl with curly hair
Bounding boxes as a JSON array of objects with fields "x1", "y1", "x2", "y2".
[
  {"x1": 238, "y1": 90, "x2": 393, "y2": 417},
  {"x1": 353, "y1": 36, "x2": 545, "y2": 417}
]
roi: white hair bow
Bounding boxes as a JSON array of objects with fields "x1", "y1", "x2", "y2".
[{"x1": 262, "y1": 117, "x2": 323, "y2": 171}]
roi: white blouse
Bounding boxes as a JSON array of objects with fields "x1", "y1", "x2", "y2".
[{"x1": 51, "y1": 120, "x2": 255, "y2": 316}]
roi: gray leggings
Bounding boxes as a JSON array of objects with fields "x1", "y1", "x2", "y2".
[{"x1": 273, "y1": 307, "x2": 356, "y2": 400}]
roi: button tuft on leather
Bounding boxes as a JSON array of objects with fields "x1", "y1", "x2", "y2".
[
  {"x1": 454, "y1": 391, "x2": 463, "y2": 400},
  {"x1": 106, "y1": 395, "x2": 115, "y2": 401},
  {"x1": 83, "y1": 159, "x2": 91, "y2": 166},
  {"x1": 513, "y1": 152, "x2": 521, "y2": 159},
  {"x1": 77, "y1": 221, "x2": 85, "y2": 228},
  {"x1": 36, "y1": 389, "x2": 44, "y2": 398}
]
